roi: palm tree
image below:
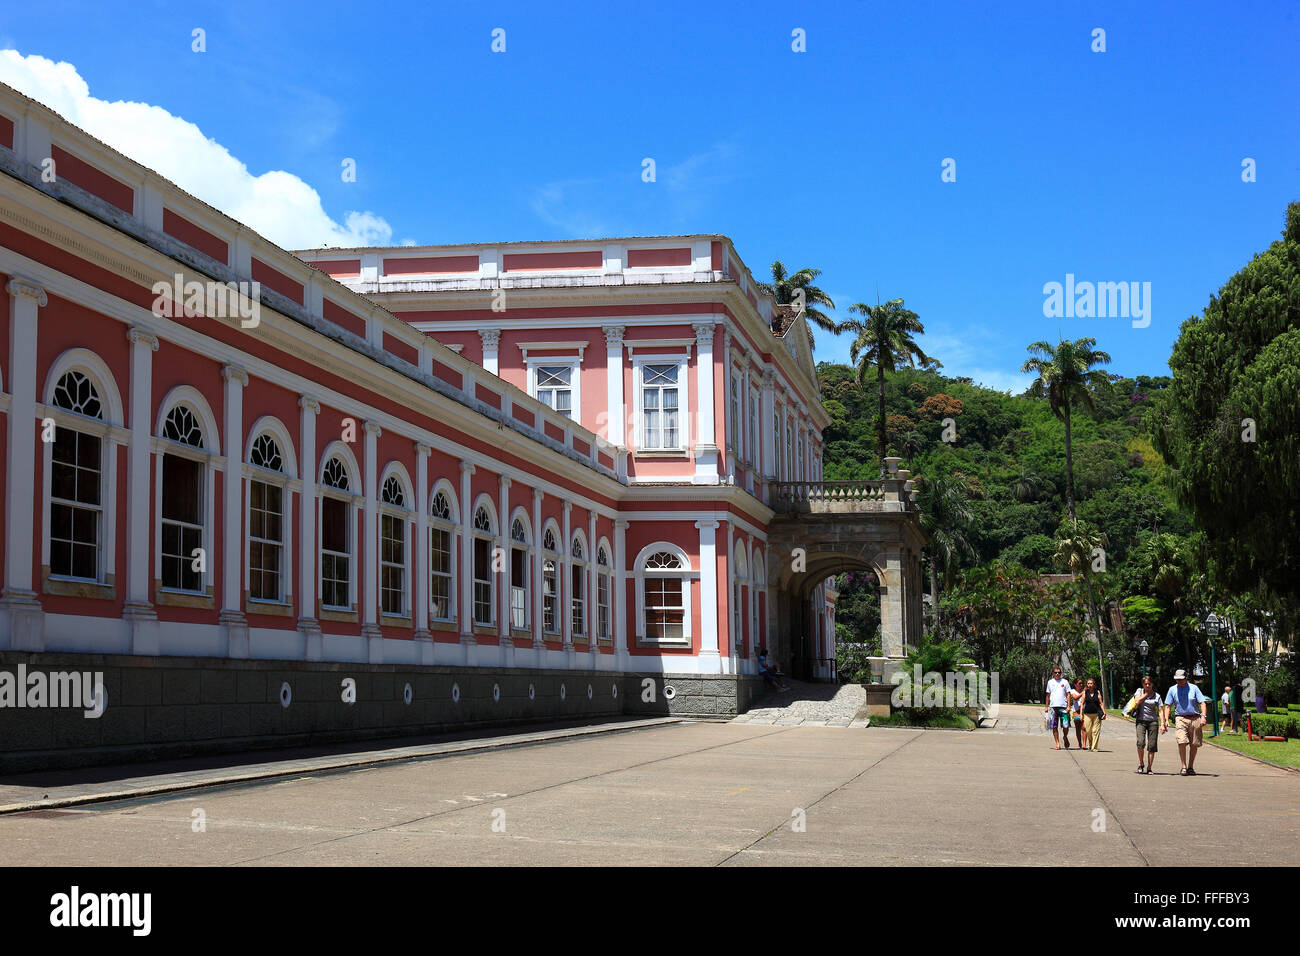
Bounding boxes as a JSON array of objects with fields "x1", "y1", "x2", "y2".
[
  {"x1": 1012, "y1": 471, "x2": 1049, "y2": 504},
  {"x1": 841, "y1": 298, "x2": 931, "y2": 475},
  {"x1": 1054, "y1": 523, "x2": 1110, "y2": 690},
  {"x1": 917, "y1": 472, "x2": 977, "y2": 629},
  {"x1": 758, "y1": 261, "x2": 836, "y2": 349},
  {"x1": 1021, "y1": 338, "x2": 1113, "y2": 524}
]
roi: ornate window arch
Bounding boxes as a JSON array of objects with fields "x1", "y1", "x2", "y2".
[
  {"x1": 570, "y1": 530, "x2": 589, "y2": 641},
  {"x1": 41, "y1": 354, "x2": 122, "y2": 587},
  {"x1": 379, "y1": 463, "x2": 414, "y2": 619},
  {"x1": 596, "y1": 538, "x2": 613, "y2": 645},
  {"x1": 471, "y1": 494, "x2": 497, "y2": 627},
  {"x1": 509, "y1": 507, "x2": 532, "y2": 631},
  {"x1": 429, "y1": 479, "x2": 459, "y2": 623},
  {"x1": 633, "y1": 542, "x2": 695, "y2": 646},
  {"x1": 318, "y1": 441, "x2": 361, "y2": 612},
  {"x1": 155, "y1": 387, "x2": 220, "y2": 597},
  {"x1": 541, "y1": 519, "x2": 562, "y2": 636},
  {"x1": 245, "y1": 417, "x2": 297, "y2": 605}
]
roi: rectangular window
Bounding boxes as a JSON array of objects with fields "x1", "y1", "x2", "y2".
[
  {"x1": 645, "y1": 577, "x2": 684, "y2": 641},
  {"x1": 50, "y1": 428, "x2": 101, "y2": 580},
  {"x1": 543, "y1": 559, "x2": 559, "y2": 633},
  {"x1": 161, "y1": 453, "x2": 203, "y2": 592},
  {"x1": 321, "y1": 496, "x2": 350, "y2": 609},
  {"x1": 249, "y1": 479, "x2": 283, "y2": 601},
  {"x1": 473, "y1": 537, "x2": 493, "y2": 625},
  {"x1": 641, "y1": 363, "x2": 680, "y2": 450},
  {"x1": 597, "y1": 571, "x2": 610, "y2": 640},
  {"x1": 729, "y1": 376, "x2": 741, "y2": 451},
  {"x1": 571, "y1": 564, "x2": 585, "y2": 637},
  {"x1": 511, "y1": 547, "x2": 527, "y2": 629},
  {"x1": 534, "y1": 365, "x2": 574, "y2": 418},
  {"x1": 748, "y1": 394, "x2": 758, "y2": 465},
  {"x1": 430, "y1": 526, "x2": 452, "y2": 620},
  {"x1": 380, "y1": 513, "x2": 405, "y2": 616}
]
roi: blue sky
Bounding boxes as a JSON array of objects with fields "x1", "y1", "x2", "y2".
[{"x1": 2, "y1": 0, "x2": 1296, "y2": 391}]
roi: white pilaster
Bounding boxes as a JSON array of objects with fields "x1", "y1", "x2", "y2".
[
  {"x1": 760, "y1": 370, "x2": 776, "y2": 481},
  {"x1": 362, "y1": 420, "x2": 382, "y2": 659},
  {"x1": 588, "y1": 510, "x2": 598, "y2": 667},
  {"x1": 221, "y1": 364, "x2": 250, "y2": 658},
  {"x1": 414, "y1": 442, "x2": 432, "y2": 660},
  {"x1": 123, "y1": 326, "x2": 159, "y2": 654},
  {"x1": 692, "y1": 321, "x2": 719, "y2": 484},
  {"x1": 480, "y1": 328, "x2": 501, "y2": 376},
  {"x1": 562, "y1": 500, "x2": 573, "y2": 662},
  {"x1": 1, "y1": 278, "x2": 46, "y2": 650},
  {"x1": 458, "y1": 460, "x2": 475, "y2": 662},
  {"x1": 695, "y1": 519, "x2": 721, "y2": 672},
  {"x1": 603, "y1": 325, "x2": 625, "y2": 447},
  {"x1": 531, "y1": 489, "x2": 544, "y2": 654},
  {"x1": 497, "y1": 475, "x2": 511, "y2": 661},
  {"x1": 614, "y1": 518, "x2": 629, "y2": 670},
  {"x1": 298, "y1": 395, "x2": 322, "y2": 659}
]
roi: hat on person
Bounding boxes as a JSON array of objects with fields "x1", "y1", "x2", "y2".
[{"x1": 1174, "y1": 669, "x2": 1188, "y2": 680}]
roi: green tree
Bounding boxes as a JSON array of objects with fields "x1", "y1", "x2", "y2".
[
  {"x1": 1021, "y1": 338, "x2": 1113, "y2": 523},
  {"x1": 842, "y1": 298, "x2": 933, "y2": 474},
  {"x1": 916, "y1": 472, "x2": 977, "y2": 628},
  {"x1": 758, "y1": 261, "x2": 837, "y2": 349}
]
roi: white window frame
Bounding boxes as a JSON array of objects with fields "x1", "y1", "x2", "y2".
[
  {"x1": 378, "y1": 467, "x2": 413, "y2": 619},
  {"x1": 596, "y1": 539, "x2": 613, "y2": 644},
  {"x1": 318, "y1": 444, "x2": 361, "y2": 613},
  {"x1": 153, "y1": 388, "x2": 220, "y2": 598},
  {"x1": 471, "y1": 496, "x2": 497, "y2": 628},
  {"x1": 429, "y1": 481, "x2": 459, "y2": 623},
  {"x1": 633, "y1": 542, "x2": 696, "y2": 648},
  {"x1": 244, "y1": 420, "x2": 299, "y2": 608},
  {"x1": 526, "y1": 358, "x2": 581, "y2": 421},
  {"x1": 632, "y1": 355, "x2": 690, "y2": 452},
  {"x1": 570, "y1": 530, "x2": 588, "y2": 641},
  {"x1": 509, "y1": 508, "x2": 532, "y2": 632},
  {"x1": 541, "y1": 521, "x2": 562, "y2": 636}
]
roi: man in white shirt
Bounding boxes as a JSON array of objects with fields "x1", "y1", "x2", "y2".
[{"x1": 1044, "y1": 665, "x2": 1073, "y2": 750}]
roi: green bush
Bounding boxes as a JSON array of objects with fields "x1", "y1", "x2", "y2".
[
  {"x1": 1247, "y1": 712, "x2": 1300, "y2": 739},
  {"x1": 836, "y1": 642, "x2": 877, "y2": 684},
  {"x1": 1263, "y1": 668, "x2": 1298, "y2": 707}
]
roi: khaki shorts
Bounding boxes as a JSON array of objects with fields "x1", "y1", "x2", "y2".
[
  {"x1": 1175, "y1": 715, "x2": 1204, "y2": 747},
  {"x1": 1135, "y1": 720, "x2": 1159, "y2": 752}
]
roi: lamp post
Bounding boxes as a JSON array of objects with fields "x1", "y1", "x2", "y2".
[
  {"x1": 1206, "y1": 612, "x2": 1221, "y2": 737},
  {"x1": 1139, "y1": 639, "x2": 1149, "y2": 678},
  {"x1": 1106, "y1": 652, "x2": 1114, "y2": 712}
]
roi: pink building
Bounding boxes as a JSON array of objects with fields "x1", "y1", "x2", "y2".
[{"x1": 0, "y1": 82, "x2": 924, "y2": 769}]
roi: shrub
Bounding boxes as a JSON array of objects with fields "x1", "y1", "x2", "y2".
[
  {"x1": 836, "y1": 642, "x2": 877, "y2": 684},
  {"x1": 1247, "y1": 712, "x2": 1300, "y2": 739},
  {"x1": 1264, "y1": 667, "x2": 1298, "y2": 707}
]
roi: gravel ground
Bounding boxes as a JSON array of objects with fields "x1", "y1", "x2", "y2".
[{"x1": 731, "y1": 680, "x2": 867, "y2": 725}]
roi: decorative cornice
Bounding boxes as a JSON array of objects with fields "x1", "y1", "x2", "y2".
[
  {"x1": 222, "y1": 364, "x2": 249, "y2": 386},
  {"x1": 6, "y1": 276, "x2": 47, "y2": 306},
  {"x1": 126, "y1": 326, "x2": 159, "y2": 351}
]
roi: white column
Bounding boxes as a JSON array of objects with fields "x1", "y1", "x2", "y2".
[
  {"x1": 614, "y1": 518, "x2": 629, "y2": 669},
  {"x1": 588, "y1": 510, "x2": 598, "y2": 666},
  {"x1": 122, "y1": 326, "x2": 159, "y2": 654},
  {"x1": 298, "y1": 395, "x2": 322, "y2": 659},
  {"x1": 726, "y1": 519, "x2": 737, "y2": 674},
  {"x1": 603, "y1": 325, "x2": 625, "y2": 447},
  {"x1": 695, "y1": 519, "x2": 721, "y2": 672},
  {"x1": 220, "y1": 364, "x2": 249, "y2": 658},
  {"x1": 692, "y1": 322, "x2": 719, "y2": 484},
  {"x1": 0, "y1": 279, "x2": 46, "y2": 650},
  {"x1": 362, "y1": 420, "x2": 382, "y2": 658},
  {"x1": 479, "y1": 328, "x2": 500, "y2": 376},
  {"x1": 561, "y1": 500, "x2": 573, "y2": 658},
  {"x1": 458, "y1": 460, "x2": 475, "y2": 661},
  {"x1": 497, "y1": 475, "x2": 511, "y2": 651},
  {"x1": 746, "y1": 535, "x2": 756, "y2": 674},
  {"x1": 531, "y1": 489, "x2": 544, "y2": 653},
  {"x1": 760, "y1": 370, "x2": 776, "y2": 481},
  {"x1": 414, "y1": 442, "x2": 432, "y2": 658}
]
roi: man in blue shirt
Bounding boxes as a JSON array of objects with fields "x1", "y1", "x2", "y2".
[{"x1": 1164, "y1": 669, "x2": 1208, "y2": 775}]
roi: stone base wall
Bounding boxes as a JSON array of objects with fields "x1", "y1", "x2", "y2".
[{"x1": 0, "y1": 653, "x2": 762, "y2": 773}]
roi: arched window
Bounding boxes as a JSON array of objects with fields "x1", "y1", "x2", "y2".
[
  {"x1": 48, "y1": 371, "x2": 104, "y2": 581},
  {"x1": 160, "y1": 404, "x2": 208, "y2": 593},
  {"x1": 472, "y1": 502, "x2": 495, "y2": 626},
  {"x1": 596, "y1": 543, "x2": 612, "y2": 644},
  {"x1": 380, "y1": 472, "x2": 411, "y2": 617},
  {"x1": 319, "y1": 451, "x2": 357, "y2": 611},
  {"x1": 542, "y1": 524, "x2": 561, "y2": 636},
  {"x1": 752, "y1": 551, "x2": 766, "y2": 653},
  {"x1": 635, "y1": 544, "x2": 694, "y2": 646},
  {"x1": 510, "y1": 513, "x2": 530, "y2": 630},
  {"x1": 248, "y1": 432, "x2": 287, "y2": 602},
  {"x1": 570, "y1": 533, "x2": 588, "y2": 640},
  {"x1": 732, "y1": 544, "x2": 749, "y2": 657},
  {"x1": 429, "y1": 485, "x2": 457, "y2": 622}
]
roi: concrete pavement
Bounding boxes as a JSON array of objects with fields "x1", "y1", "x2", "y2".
[{"x1": 0, "y1": 717, "x2": 1295, "y2": 865}]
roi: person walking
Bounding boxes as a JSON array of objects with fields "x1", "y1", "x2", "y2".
[
  {"x1": 1230, "y1": 681, "x2": 1244, "y2": 734},
  {"x1": 1164, "y1": 669, "x2": 1208, "y2": 775},
  {"x1": 1081, "y1": 678, "x2": 1106, "y2": 750},
  {"x1": 1132, "y1": 675, "x2": 1164, "y2": 773},
  {"x1": 1044, "y1": 666, "x2": 1072, "y2": 750},
  {"x1": 1220, "y1": 684, "x2": 1232, "y2": 730},
  {"x1": 1070, "y1": 677, "x2": 1086, "y2": 748}
]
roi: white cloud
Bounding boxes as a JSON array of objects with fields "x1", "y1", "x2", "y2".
[{"x1": 0, "y1": 49, "x2": 393, "y2": 250}]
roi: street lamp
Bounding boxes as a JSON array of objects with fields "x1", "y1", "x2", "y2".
[
  {"x1": 1138, "y1": 639, "x2": 1149, "y2": 677},
  {"x1": 1106, "y1": 652, "x2": 1115, "y2": 711},
  {"x1": 1205, "y1": 612, "x2": 1222, "y2": 737}
]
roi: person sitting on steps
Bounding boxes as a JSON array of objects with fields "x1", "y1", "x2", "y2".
[{"x1": 757, "y1": 647, "x2": 790, "y2": 692}]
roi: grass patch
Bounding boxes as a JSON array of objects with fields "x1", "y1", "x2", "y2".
[
  {"x1": 1208, "y1": 733, "x2": 1300, "y2": 770},
  {"x1": 870, "y1": 711, "x2": 977, "y2": 730}
]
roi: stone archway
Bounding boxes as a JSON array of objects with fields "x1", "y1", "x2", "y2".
[{"x1": 764, "y1": 470, "x2": 927, "y2": 677}]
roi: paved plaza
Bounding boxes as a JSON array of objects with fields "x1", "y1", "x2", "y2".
[{"x1": 1, "y1": 714, "x2": 1296, "y2": 866}]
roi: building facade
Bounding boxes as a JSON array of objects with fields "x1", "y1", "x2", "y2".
[{"x1": 0, "y1": 81, "x2": 848, "y2": 708}]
